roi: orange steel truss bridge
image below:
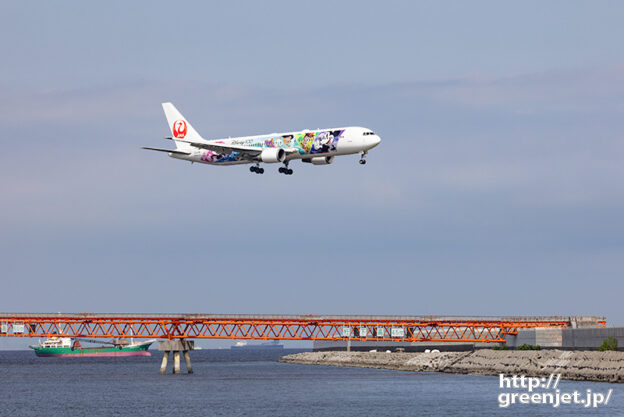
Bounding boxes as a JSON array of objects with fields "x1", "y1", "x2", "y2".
[{"x1": 0, "y1": 314, "x2": 607, "y2": 343}]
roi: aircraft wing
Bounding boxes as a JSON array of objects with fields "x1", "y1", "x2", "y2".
[
  {"x1": 142, "y1": 147, "x2": 191, "y2": 155},
  {"x1": 167, "y1": 137, "x2": 297, "y2": 160},
  {"x1": 195, "y1": 142, "x2": 262, "y2": 155}
]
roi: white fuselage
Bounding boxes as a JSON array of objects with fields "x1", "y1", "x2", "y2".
[{"x1": 169, "y1": 126, "x2": 381, "y2": 165}]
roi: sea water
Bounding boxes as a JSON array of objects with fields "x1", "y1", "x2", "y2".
[{"x1": 0, "y1": 350, "x2": 622, "y2": 416}]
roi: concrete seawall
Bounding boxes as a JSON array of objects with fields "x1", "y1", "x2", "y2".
[{"x1": 280, "y1": 350, "x2": 624, "y2": 383}]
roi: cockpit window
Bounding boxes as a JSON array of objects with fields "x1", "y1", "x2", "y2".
[{"x1": 363, "y1": 131, "x2": 375, "y2": 136}]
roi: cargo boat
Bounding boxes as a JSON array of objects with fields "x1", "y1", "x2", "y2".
[
  {"x1": 29, "y1": 337, "x2": 155, "y2": 357},
  {"x1": 231, "y1": 340, "x2": 284, "y2": 350}
]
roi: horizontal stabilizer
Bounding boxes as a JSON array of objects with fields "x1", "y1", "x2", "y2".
[{"x1": 141, "y1": 147, "x2": 191, "y2": 155}]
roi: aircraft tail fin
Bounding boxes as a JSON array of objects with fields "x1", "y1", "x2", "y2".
[{"x1": 162, "y1": 102, "x2": 203, "y2": 151}]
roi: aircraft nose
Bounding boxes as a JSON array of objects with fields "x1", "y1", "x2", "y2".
[{"x1": 368, "y1": 135, "x2": 381, "y2": 149}]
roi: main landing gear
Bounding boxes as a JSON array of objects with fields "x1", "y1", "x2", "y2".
[
  {"x1": 359, "y1": 151, "x2": 367, "y2": 165},
  {"x1": 278, "y1": 162, "x2": 293, "y2": 175},
  {"x1": 250, "y1": 164, "x2": 264, "y2": 174}
]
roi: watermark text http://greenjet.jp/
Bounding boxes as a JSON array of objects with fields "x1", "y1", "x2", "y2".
[{"x1": 498, "y1": 374, "x2": 613, "y2": 408}]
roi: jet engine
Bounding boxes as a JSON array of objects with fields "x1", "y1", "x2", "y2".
[
  {"x1": 308, "y1": 156, "x2": 334, "y2": 165},
  {"x1": 260, "y1": 148, "x2": 286, "y2": 163}
]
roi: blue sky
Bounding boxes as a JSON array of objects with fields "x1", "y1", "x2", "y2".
[{"x1": 1, "y1": 1, "x2": 623, "y2": 347}]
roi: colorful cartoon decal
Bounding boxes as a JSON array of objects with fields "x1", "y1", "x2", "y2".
[
  {"x1": 201, "y1": 150, "x2": 242, "y2": 163},
  {"x1": 281, "y1": 134, "x2": 293, "y2": 147},
  {"x1": 215, "y1": 152, "x2": 240, "y2": 163},
  {"x1": 295, "y1": 130, "x2": 343, "y2": 155},
  {"x1": 297, "y1": 132, "x2": 314, "y2": 154},
  {"x1": 200, "y1": 150, "x2": 218, "y2": 162},
  {"x1": 202, "y1": 129, "x2": 344, "y2": 164},
  {"x1": 310, "y1": 130, "x2": 339, "y2": 154}
]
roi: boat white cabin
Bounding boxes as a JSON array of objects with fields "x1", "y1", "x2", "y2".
[{"x1": 38, "y1": 337, "x2": 73, "y2": 348}]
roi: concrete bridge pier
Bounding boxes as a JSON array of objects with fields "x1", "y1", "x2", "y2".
[
  {"x1": 184, "y1": 350, "x2": 193, "y2": 373},
  {"x1": 158, "y1": 340, "x2": 194, "y2": 374},
  {"x1": 160, "y1": 351, "x2": 170, "y2": 374}
]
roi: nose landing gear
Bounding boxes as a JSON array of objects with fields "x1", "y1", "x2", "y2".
[
  {"x1": 278, "y1": 162, "x2": 293, "y2": 175},
  {"x1": 250, "y1": 164, "x2": 264, "y2": 174},
  {"x1": 359, "y1": 151, "x2": 367, "y2": 165}
]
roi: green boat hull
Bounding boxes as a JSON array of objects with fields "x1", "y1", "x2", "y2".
[{"x1": 31, "y1": 342, "x2": 152, "y2": 357}]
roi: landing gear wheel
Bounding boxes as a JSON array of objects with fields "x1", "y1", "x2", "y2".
[
  {"x1": 279, "y1": 163, "x2": 292, "y2": 175},
  {"x1": 359, "y1": 150, "x2": 368, "y2": 165},
  {"x1": 250, "y1": 166, "x2": 257, "y2": 173},
  {"x1": 258, "y1": 168, "x2": 264, "y2": 174},
  {"x1": 280, "y1": 161, "x2": 292, "y2": 175}
]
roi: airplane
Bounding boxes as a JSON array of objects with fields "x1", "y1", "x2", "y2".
[{"x1": 142, "y1": 103, "x2": 381, "y2": 175}]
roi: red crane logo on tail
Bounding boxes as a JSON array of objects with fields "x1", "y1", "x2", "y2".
[{"x1": 173, "y1": 120, "x2": 187, "y2": 138}]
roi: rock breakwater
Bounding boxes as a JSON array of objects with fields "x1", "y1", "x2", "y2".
[{"x1": 279, "y1": 350, "x2": 624, "y2": 383}]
